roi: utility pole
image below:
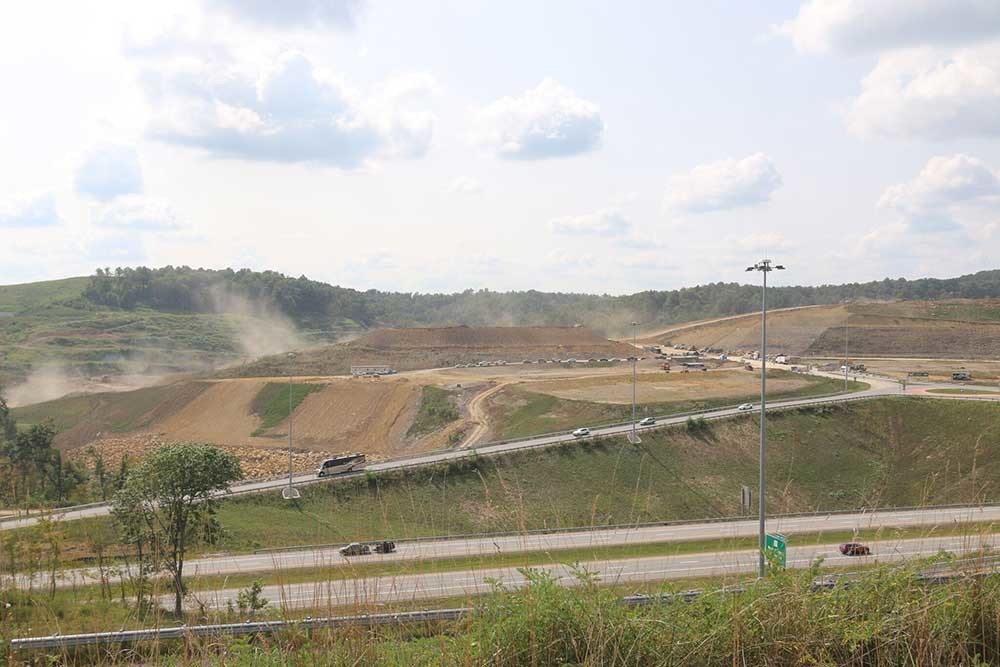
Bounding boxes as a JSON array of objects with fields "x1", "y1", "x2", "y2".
[
  {"x1": 283, "y1": 351, "x2": 300, "y2": 500},
  {"x1": 844, "y1": 314, "x2": 849, "y2": 392},
  {"x1": 746, "y1": 258, "x2": 784, "y2": 578}
]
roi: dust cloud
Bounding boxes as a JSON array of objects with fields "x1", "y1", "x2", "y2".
[
  {"x1": 208, "y1": 286, "x2": 305, "y2": 359},
  {"x1": 6, "y1": 363, "x2": 78, "y2": 407}
]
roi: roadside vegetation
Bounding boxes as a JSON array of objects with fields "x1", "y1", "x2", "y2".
[
  {"x1": 14, "y1": 397, "x2": 1000, "y2": 565},
  {"x1": 249, "y1": 383, "x2": 325, "y2": 435},
  {"x1": 7, "y1": 558, "x2": 1000, "y2": 665},
  {"x1": 407, "y1": 386, "x2": 459, "y2": 437},
  {"x1": 487, "y1": 371, "x2": 866, "y2": 440}
]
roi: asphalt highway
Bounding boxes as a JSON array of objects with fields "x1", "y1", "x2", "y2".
[
  {"x1": 21, "y1": 504, "x2": 1000, "y2": 591},
  {"x1": 179, "y1": 532, "x2": 1000, "y2": 611}
]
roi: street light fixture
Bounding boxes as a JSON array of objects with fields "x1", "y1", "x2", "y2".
[
  {"x1": 282, "y1": 351, "x2": 301, "y2": 500},
  {"x1": 745, "y1": 258, "x2": 784, "y2": 577}
]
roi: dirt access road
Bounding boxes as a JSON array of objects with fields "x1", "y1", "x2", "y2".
[{"x1": 634, "y1": 305, "x2": 829, "y2": 342}]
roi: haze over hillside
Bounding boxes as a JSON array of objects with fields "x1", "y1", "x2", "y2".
[{"x1": 3, "y1": 266, "x2": 1000, "y2": 401}]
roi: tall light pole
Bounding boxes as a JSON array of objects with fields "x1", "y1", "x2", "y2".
[
  {"x1": 630, "y1": 321, "x2": 639, "y2": 443},
  {"x1": 746, "y1": 258, "x2": 785, "y2": 577},
  {"x1": 282, "y1": 351, "x2": 300, "y2": 500},
  {"x1": 844, "y1": 315, "x2": 849, "y2": 392}
]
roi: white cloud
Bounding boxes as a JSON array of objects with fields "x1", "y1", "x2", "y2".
[
  {"x1": 472, "y1": 78, "x2": 604, "y2": 160},
  {"x1": 663, "y1": 153, "x2": 782, "y2": 214},
  {"x1": 878, "y1": 154, "x2": 1000, "y2": 231},
  {"x1": 75, "y1": 144, "x2": 144, "y2": 201},
  {"x1": 448, "y1": 176, "x2": 483, "y2": 195},
  {"x1": 776, "y1": 0, "x2": 1000, "y2": 54},
  {"x1": 206, "y1": 0, "x2": 364, "y2": 30},
  {"x1": 847, "y1": 45, "x2": 1000, "y2": 139},
  {"x1": 550, "y1": 208, "x2": 631, "y2": 237},
  {"x1": 142, "y1": 51, "x2": 435, "y2": 167},
  {"x1": 91, "y1": 195, "x2": 182, "y2": 231},
  {"x1": 0, "y1": 193, "x2": 62, "y2": 228}
]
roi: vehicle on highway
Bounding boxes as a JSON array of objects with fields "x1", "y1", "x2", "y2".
[
  {"x1": 572, "y1": 427, "x2": 591, "y2": 437},
  {"x1": 839, "y1": 542, "x2": 871, "y2": 556},
  {"x1": 639, "y1": 417, "x2": 656, "y2": 426},
  {"x1": 373, "y1": 540, "x2": 396, "y2": 554},
  {"x1": 339, "y1": 542, "x2": 371, "y2": 557},
  {"x1": 737, "y1": 403, "x2": 754, "y2": 411},
  {"x1": 317, "y1": 453, "x2": 367, "y2": 477}
]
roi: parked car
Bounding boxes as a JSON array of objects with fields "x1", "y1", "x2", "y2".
[
  {"x1": 737, "y1": 403, "x2": 754, "y2": 411},
  {"x1": 572, "y1": 427, "x2": 591, "y2": 437},
  {"x1": 839, "y1": 542, "x2": 871, "y2": 556},
  {"x1": 339, "y1": 542, "x2": 371, "y2": 557},
  {"x1": 373, "y1": 540, "x2": 396, "y2": 554},
  {"x1": 639, "y1": 417, "x2": 656, "y2": 426}
]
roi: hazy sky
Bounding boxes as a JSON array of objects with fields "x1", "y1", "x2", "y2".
[{"x1": 2, "y1": 0, "x2": 1000, "y2": 294}]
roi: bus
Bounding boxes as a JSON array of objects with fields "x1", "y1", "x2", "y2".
[{"x1": 317, "y1": 454, "x2": 367, "y2": 477}]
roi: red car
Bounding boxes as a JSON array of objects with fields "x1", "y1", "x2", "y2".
[{"x1": 839, "y1": 542, "x2": 871, "y2": 556}]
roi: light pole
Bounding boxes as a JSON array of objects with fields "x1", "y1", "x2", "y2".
[
  {"x1": 630, "y1": 321, "x2": 640, "y2": 443},
  {"x1": 844, "y1": 314, "x2": 849, "y2": 392},
  {"x1": 746, "y1": 258, "x2": 784, "y2": 577},
  {"x1": 282, "y1": 351, "x2": 300, "y2": 500}
]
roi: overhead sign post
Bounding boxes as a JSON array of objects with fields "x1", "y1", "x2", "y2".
[{"x1": 765, "y1": 533, "x2": 787, "y2": 569}]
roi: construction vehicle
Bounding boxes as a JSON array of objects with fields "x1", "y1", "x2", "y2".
[
  {"x1": 661, "y1": 362, "x2": 670, "y2": 372},
  {"x1": 745, "y1": 363, "x2": 754, "y2": 371}
]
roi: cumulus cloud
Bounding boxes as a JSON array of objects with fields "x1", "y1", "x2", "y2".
[
  {"x1": 663, "y1": 153, "x2": 782, "y2": 214},
  {"x1": 448, "y1": 176, "x2": 483, "y2": 195},
  {"x1": 472, "y1": 78, "x2": 604, "y2": 160},
  {"x1": 91, "y1": 195, "x2": 181, "y2": 231},
  {"x1": 142, "y1": 51, "x2": 435, "y2": 167},
  {"x1": 775, "y1": 0, "x2": 1000, "y2": 54},
  {"x1": 75, "y1": 144, "x2": 144, "y2": 201},
  {"x1": 878, "y1": 154, "x2": 1000, "y2": 231},
  {"x1": 207, "y1": 0, "x2": 364, "y2": 30},
  {"x1": 847, "y1": 45, "x2": 1000, "y2": 139},
  {"x1": 0, "y1": 193, "x2": 61, "y2": 228},
  {"x1": 550, "y1": 208, "x2": 631, "y2": 237}
]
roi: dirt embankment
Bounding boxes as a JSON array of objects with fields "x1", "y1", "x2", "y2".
[{"x1": 222, "y1": 326, "x2": 637, "y2": 378}]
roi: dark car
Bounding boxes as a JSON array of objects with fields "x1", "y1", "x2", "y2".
[
  {"x1": 373, "y1": 540, "x2": 396, "y2": 554},
  {"x1": 339, "y1": 542, "x2": 372, "y2": 557},
  {"x1": 839, "y1": 542, "x2": 871, "y2": 556}
]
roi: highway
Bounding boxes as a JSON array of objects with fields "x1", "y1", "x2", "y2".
[
  {"x1": 177, "y1": 532, "x2": 1000, "y2": 611},
  {"x1": 20, "y1": 504, "x2": 1000, "y2": 591},
  {"x1": 2, "y1": 366, "x2": 996, "y2": 533}
]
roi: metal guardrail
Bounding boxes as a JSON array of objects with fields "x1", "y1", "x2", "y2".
[{"x1": 13, "y1": 557, "x2": 1000, "y2": 651}]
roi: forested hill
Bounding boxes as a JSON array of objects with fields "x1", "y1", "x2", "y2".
[{"x1": 77, "y1": 266, "x2": 1000, "y2": 334}]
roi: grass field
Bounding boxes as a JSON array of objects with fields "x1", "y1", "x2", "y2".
[
  {"x1": 488, "y1": 370, "x2": 865, "y2": 439},
  {"x1": 407, "y1": 385, "x2": 459, "y2": 437},
  {"x1": 250, "y1": 382, "x2": 325, "y2": 435}
]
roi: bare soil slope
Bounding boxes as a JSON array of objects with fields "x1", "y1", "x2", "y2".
[
  {"x1": 225, "y1": 326, "x2": 636, "y2": 378},
  {"x1": 255, "y1": 378, "x2": 423, "y2": 456},
  {"x1": 645, "y1": 299, "x2": 1000, "y2": 359}
]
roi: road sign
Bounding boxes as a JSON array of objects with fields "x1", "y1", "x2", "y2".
[{"x1": 765, "y1": 532, "x2": 786, "y2": 568}]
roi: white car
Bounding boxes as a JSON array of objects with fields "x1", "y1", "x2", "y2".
[
  {"x1": 639, "y1": 417, "x2": 656, "y2": 426},
  {"x1": 572, "y1": 427, "x2": 591, "y2": 437},
  {"x1": 737, "y1": 403, "x2": 754, "y2": 411}
]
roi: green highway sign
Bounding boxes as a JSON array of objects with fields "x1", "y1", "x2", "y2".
[{"x1": 765, "y1": 532, "x2": 787, "y2": 568}]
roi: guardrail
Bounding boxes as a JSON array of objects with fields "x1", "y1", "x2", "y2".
[{"x1": 12, "y1": 557, "x2": 999, "y2": 652}]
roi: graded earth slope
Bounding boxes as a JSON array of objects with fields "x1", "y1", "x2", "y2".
[
  {"x1": 225, "y1": 326, "x2": 638, "y2": 378},
  {"x1": 643, "y1": 300, "x2": 1000, "y2": 359}
]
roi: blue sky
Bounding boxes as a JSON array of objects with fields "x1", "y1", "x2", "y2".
[{"x1": 2, "y1": 0, "x2": 999, "y2": 294}]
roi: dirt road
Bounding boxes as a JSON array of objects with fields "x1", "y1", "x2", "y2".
[{"x1": 459, "y1": 381, "x2": 512, "y2": 448}]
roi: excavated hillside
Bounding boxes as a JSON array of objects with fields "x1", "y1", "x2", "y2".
[
  {"x1": 224, "y1": 326, "x2": 637, "y2": 378},
  {"x1": 644, "y1": 300, "x2": 1000, "y2": 359}
]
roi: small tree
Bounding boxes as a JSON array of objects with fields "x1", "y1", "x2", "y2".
[{"x1": 115, "y1": 443, "x2": 242, "y2": 616}]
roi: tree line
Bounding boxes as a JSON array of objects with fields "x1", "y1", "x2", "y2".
[{"x1": 82, "y1": 266, "x2": 1000, "y2": 335}]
